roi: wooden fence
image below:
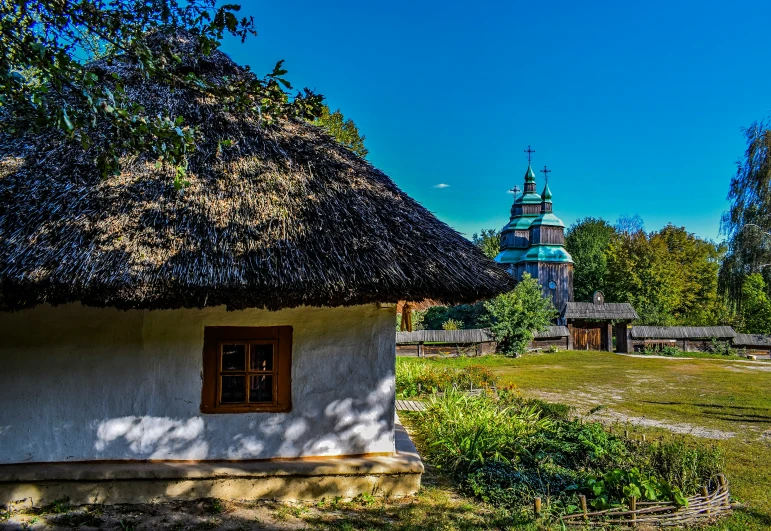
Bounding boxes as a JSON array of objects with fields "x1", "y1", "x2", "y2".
[
  {"x1": 396, "y1": 329, "x2": 496, "y2": 357},
  {"x1": 396, "y1": 329, "x2": 494, "y2": 344},
  {"x1": 559, "y1": 475, "x2": 732, "y2": 527}
]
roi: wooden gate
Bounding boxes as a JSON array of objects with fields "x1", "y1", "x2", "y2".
[{"x1": 572, "y1": 324, "x2": 602, "y2": 351}]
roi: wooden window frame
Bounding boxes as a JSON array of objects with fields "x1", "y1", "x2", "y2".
[{"x1": 201, "y1": 326, "x2": 292, "y2": 414}]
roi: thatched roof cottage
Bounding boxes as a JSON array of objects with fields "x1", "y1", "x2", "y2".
[{"x1": 0, "y1": 32, "x2": 512, "y2": 506}]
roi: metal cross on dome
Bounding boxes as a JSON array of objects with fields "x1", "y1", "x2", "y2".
[
  {"x1": 509, "y1": 185, "x2": 521, "y2": 195},
  {"x1": 540, "y1": 165, "x2": 551, "y2": 183},
  {"x1": 524, "y1": 145, "x2": 535, "y2": 163}
]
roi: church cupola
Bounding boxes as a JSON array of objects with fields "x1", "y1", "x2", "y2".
[
  {"x1": 539, "y1": 167, "x2": 553, "y2": 214},
  {"x1": 495, "y1": 153, "x2": 575, "y2": 316}
]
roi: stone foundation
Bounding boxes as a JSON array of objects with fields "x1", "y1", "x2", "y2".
[{"x1": 0, "y1": 423, "x2": 422, "y2": 507}]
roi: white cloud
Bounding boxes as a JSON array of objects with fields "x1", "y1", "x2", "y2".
[{"x1": 433, "y1": 183, "x2": 450, "y2": 189}]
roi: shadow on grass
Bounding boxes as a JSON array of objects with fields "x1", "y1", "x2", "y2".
[{"x1": 640, "y1": 400, "x2": 771, "y2": 424}]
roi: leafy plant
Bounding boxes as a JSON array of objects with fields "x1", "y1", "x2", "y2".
[
  {"x1": 442, "y1": 319, "x2": 463, "y2": 330},
  {"x1": 584, "y1": 467, "x2": 688, "y2": 509},
  {"x1": 414, "y1": 389, "x2": 551, "y2": 474},
  {"x1": 395, "y1": 359, "x2": 498, "y2": 398},
  {"x1": 0, "y1": 1, "x2": 323, "y2": 187},
  {"x1": 484, "y1": 273, "x2": 557, "y2": 356}
]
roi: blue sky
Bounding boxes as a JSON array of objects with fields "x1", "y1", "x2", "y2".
[{"x1": 222, "y1": 0, "x2": 771, "y2": 242}]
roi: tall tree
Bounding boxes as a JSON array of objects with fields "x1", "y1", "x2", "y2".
[
  {"x1": 565, "y1": 217, "x2": 617, "y2": 301},
  {"x1": 313, "y1": 105, "x2": 368, "y2": 158},
  {"x1": 472, "y1": 228, "x2": 501, "y2": 260},
  {"x1": 719, "y1": 120, "x2": 771, "y2": 306},
  {"x1": 0, "y1": 1, "x2": 323, "y2": 188},
  {"x1": 605, "y1": 224, "x2": 727, "y2": 325},
  {"x1": 737, "y1": 273, "x2": 771, "y2": 334}
]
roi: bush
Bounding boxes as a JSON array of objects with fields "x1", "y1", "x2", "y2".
[
  {"x1": 414, "y1": 389, "x2": 551, "y2": 474},
  {"x1": 632, "y1": 438, "x2": 726, "y2": 494},
  {"x1": 484, "y1": 273, "x2": 557, "y2": 355},
  {"x1": 465, "y1": 460, "x2": 584, "y2": 508},
  {"x1": 422, "y1": 302, "x2": 489, "y2": 330},
  {"x1": 410, "y1": 389, "x2": 727, "y2": 513},
  {"x1": 442, "y1": 319, "x2": 463, "y2": 330},
  {"x1": 395, "y1": 359, "x2": 498, "y2": 398}
]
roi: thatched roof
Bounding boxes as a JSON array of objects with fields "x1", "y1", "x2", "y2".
[
  {"x1": 562, "y1": 302, "x2": 638, "y2": 320},
  {"x1": 732, "y1": 333, "x2": 771, "y2": 347},
  {"x1": 631, "y1": 326, "x2": 737, "y2": 340},
  {"x1": 533, "y1": 325, "x2": 569, "y2": 339},
  {"x1": 0, "y1": 32, "x2": 513, "y2": 312}
]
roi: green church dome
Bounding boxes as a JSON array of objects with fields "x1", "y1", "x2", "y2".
[
  {"x1": 523, "y1": 244, "x2": 573, "y2": 263},
  {"x1": 530, "y1": 212, "x2": 565, "y2": 228}
]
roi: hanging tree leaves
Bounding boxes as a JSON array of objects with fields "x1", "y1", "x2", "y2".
[
  {"x1": 0, "y1": 0, "x2": 323, "y2": 188},
  {"x1": 719, "y1": 121, "x2": 771, "y2": 306}
]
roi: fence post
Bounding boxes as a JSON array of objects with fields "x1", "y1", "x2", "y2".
[
  {"x1": 417, "y1": 342, "x2": 423, "y2": 358},
  {"x1": 702, "y1": 486, "x2": 710, "y2": 515},
  {"x1": 579, "y1": 495, "x2": 587, "y2": 518},
  {"x1": 534, "y1": 497, "x2": 541, "y2": 518},
  {"x1": 630, "y1": 496, "x2": 636, "y2": 524},
  {"x1": 718, "y1": 475, "x2": 729, "y2": 507}
]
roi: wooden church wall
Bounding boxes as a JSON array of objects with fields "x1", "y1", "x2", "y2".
[
  {"x1": 524, "y1": 262, "x2": 574, "y2": 313},
  {"x1": 530, "y1": 226, "x2": 565, "y2": 245}
]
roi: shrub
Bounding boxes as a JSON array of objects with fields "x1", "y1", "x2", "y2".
[
  {"x1": 484, "y1": 273, "x2": 557, "y2": 356},
  {"x1": 583, "y1": 467, "x2": 687, "y2": 509},
  {"x1": 414, "y1": 389, "x2": 551, "y2": 474},
  {"x1": 409, "y1": 382, "x2": 728, "y2": 513},
  {"x1": 442, "y1": 319, "x2": 463, "y2": 330},
  {"x1": 465, "y1": 460, "x2": 584, "y2": 508},
  {"x1": 632, "y1": 438, "x2": 726, "y2": 494},
  {"x1": 395, "y1": 359, "x2": 498, "y2": 398}
]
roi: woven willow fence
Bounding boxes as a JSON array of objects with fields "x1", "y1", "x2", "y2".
[{"x1": 558, "y1": 475, "x2": 731, "y2": 527}]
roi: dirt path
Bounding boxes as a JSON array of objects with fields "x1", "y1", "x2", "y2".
[{"x1": 529, "y1": 389, "x2": 737, "y2": 440}]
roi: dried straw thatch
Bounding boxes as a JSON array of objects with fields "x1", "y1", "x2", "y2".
[{"x1": 0, "y1": 31, "x2": 513, "y2": 311}]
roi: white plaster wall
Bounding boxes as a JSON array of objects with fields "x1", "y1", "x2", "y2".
[{"x1": 0, "y1": 303, "x2": 396, "y2": 464}]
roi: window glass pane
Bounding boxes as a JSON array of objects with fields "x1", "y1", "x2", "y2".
[
  {"x1": 221, "y1": 344, "x2": 246, "y2": 371},
  {"x1": 250, "y1": 344, "x2": 274, "y2": 371},
  {"x1": 221, "y1": 375, "x2": 245, "y2": 403},
  {"x1": 249, "y1": 375, "x2": 273, "y2": 403}
]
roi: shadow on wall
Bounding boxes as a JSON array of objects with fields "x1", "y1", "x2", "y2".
[{"x1": 90, "y1": 378, "x2": 395, "y2": 461}]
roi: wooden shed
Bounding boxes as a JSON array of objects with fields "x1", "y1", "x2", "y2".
[
  {"x1": 562, "y1": 292, "x2": 638, "y2": 352},
  {"x1": 530, "y1": 326, "x2": 570, "y2": 351},
  {"x1": 732, "y1": 333, "x2": 771, "y2": 356},
  {"x1": 630, "y1": 326, "x2": 737, "y2": 353}
]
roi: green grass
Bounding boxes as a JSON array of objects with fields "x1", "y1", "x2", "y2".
[{"x1": 400, "y1": 351, "x2": 771, "y2": 528}]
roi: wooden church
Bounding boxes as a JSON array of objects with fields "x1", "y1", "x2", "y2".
[{"x1": 495, "y1": 149, "x2": 574, "y2": 315}]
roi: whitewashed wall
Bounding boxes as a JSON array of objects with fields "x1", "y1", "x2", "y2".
[{"x1": 0, "y1": 303, "x2": 396, "y2": 464}]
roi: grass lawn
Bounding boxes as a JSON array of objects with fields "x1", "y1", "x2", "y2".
[{"x1": 400, "y1": 351, "x2": 771, "y2": 529}]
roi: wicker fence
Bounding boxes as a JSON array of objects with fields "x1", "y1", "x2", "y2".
[{"x1": 557, "y1": 475, "x2": 731, "y2": 527}]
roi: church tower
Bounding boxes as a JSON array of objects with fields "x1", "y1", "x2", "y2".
[{"x1": 495, "y1": 148, "x2": 574, "y2": 314}]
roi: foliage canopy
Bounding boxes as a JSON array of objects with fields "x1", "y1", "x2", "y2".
[
  {"x1": 484, "y1": 273, "x2": 557, "y2": 355},
  {"x1": 719, "y1": 120, "x2": 771, "y2": 306},
  {"x1": 0, "y1": 0, "x2": 323, "y2": 188},
  {"x1": 565, "y1": 217, "x2": 616, "y2": 302},
  {"x1": 472, "y1": 228, "x2": 501, "y2": 260},
  {"x1": 313, "y1": 105, "x2": 368, "y2": 158}
]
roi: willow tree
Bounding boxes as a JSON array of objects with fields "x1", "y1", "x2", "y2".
[
  {"x1": 719, "y1": 121, "x2": 771, "y2": 306},
  {"x1": 0, "y1": 0, "x2": 323, "y2": 188}
]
